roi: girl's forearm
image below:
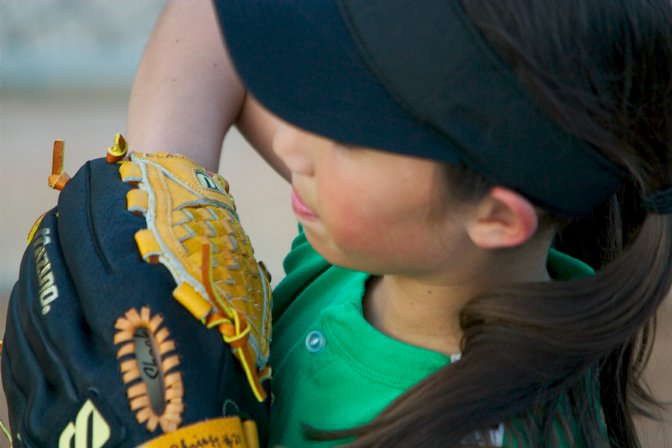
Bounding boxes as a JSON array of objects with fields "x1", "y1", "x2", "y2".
[{"x1": 126, "y1": 0, "x2": 244, "y2": 171}]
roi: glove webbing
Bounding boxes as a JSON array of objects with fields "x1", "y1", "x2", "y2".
[{"x1": 119, "y1": 149, "x2": 271, "y2": 402}]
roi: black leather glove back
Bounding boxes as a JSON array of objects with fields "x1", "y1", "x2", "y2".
[{"x1": 2, "y1": 147, "x2": 271, "y2": 447}]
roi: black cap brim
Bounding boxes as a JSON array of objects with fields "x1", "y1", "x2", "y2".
[{"x1": 215, "y1": 1, "x2": 623, "y2": 217}]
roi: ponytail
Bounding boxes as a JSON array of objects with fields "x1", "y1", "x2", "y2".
[
  {"x1": 310, "y1": 0, "x2": 672, "y2": 445},
  {"x1": 598, "y1": 214, "x2": 672, "y2": 446},
  {"x1": 319, "y1": 211, "x2": 671, "y2": 447}
]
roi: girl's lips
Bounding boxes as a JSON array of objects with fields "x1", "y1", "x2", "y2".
[{"x1": 291, "y1": 190, "x2": 318, "y2": 218}]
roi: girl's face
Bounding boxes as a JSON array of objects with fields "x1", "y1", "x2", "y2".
[{"x1": 272, "y1": 123, "x2": 477, "y2": 279}]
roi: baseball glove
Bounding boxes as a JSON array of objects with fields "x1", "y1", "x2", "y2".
[{"x1": 1, "y1": 135, "x2": 272, "y2": 447}]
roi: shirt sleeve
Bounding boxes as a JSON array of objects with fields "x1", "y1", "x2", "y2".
[{"x1": 271, "y1": 226, "x2": 331, "y2": 322}]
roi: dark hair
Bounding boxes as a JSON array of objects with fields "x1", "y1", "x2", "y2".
[{"x1": 310, "y1": 0, "x2": 672, "y2": 446}]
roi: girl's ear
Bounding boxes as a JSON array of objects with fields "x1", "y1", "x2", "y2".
[{"x1": 466, "y1": 186, "x2": 538, "y2": 249}]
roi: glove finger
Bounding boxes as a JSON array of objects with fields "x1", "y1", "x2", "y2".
[
  {"x1": 2, "y1": 210, "x2": 86, "y2": 444},
  {"x1": 55, "y1": 160, "x2": 237, "y2": 417},
  {"x1": 57, "y1": 158, "x2": 267, "y2": 441},
  {"x1": 3, "y1": 153, "x2": 271, "y2": 446}
]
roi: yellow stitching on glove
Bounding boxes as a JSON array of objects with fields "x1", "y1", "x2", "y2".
[
  {"x1": 26, "y1": 212, "x2": 48, "y2": 245},
  {"x1": 119, "y1": 160, "x2": 142, "y2": 183},
  {"x1": 114, "y1": 306, "x2": 185, "y2": 433},
  {"x1": 0, "y1": 418, "x2": 12, "y2": 448},
  {"x1": 201, "y1": 243, "x2": 268, "y2": 402},
  {"x1": 121, "y1": 150, "x2": 272, "y2": 403},
  {"x1": 48, "y1": 139, "x2": 71, "y2": 191},
  {"x1": 126, "y1": 189, "x2": 149, "y2": 216},
  {"x1": 107, "y1": 133, "x2": 128, "y2": 163},
  {"x1": 243, "y1": 420, "x2": 260, "y2": 448},
  {"x1": 173, "y1": 282, "x2": 212, "y2": 320},
  {"x1": 134, "y1": 229, "x2": 161, "y2": 264}
]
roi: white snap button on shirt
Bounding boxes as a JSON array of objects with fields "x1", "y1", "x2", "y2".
[{"x1": 305, "y1": 330, "x2": 326, "y2": 354}]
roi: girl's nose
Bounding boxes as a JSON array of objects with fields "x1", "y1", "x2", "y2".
[{"x1": 272, "y1": 124, "x2": 315, "y2": 176}]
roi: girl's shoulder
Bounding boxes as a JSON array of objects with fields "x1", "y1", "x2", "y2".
[{"x1": 272, "y1": 226, "x2": 332, "y2": 320}]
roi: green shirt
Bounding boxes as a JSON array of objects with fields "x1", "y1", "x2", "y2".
[{"x1": 269, "y1": 230, "x2": 594, "y2": 447}]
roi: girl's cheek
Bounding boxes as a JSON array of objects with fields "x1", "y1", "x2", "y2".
[
  {"x1": 325, "y1": 205, "x2": 368, "y2": 244},
  {"x1": 326, "y1": 209, "x2": 386, "y2": 256}
]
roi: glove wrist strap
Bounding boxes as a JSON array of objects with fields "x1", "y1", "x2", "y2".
[{"x1": 139, "y1": 417, "x2": 259, "y2": 448}]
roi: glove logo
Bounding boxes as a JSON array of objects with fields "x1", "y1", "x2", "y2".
[
  {"x1": 31, "y1": 227, "x2": 59, "y2": 315},
  {"x1": 195, "y1": 169, "x2": 227, "y2": 194},
  {"x1": 58, "y1": 399, "x2": 111, "y2": 448},
  {"x1": 114, "y1": 306, "x2": 184, "y2": 433}
]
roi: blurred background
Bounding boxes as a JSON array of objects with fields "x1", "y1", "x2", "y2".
[
  {"x1": 1, "y1": 2, "x2": 670, "y2": 448},
  {"x1": 0, "y1": 1, "x2": 295, "y2": 444}
]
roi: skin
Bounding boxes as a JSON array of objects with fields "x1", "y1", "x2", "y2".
[
  {"x1": 129, "y1": 0, "x2": 553, "y2": 355},
  {"x1": 126, "y1": 0, "x2": 286, "y2": 175},
  {"x1": 126, "y1": 0, "x2": 672, "y2": 442},
  {"x1": 272, "y1": 123, "x2": 552, "y2": 355}
]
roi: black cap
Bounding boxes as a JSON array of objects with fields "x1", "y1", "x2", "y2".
[{"x1": 215, "y1": 0, "x2": 624, "y2": 217}]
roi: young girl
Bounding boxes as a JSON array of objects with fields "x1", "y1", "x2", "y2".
[{"x1": 127, "y1": 0, "x2": 672, "y2": 446}]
